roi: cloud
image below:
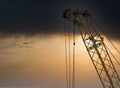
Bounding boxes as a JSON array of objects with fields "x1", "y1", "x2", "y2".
[
  {"x1": 19, "y1": 41, "x2": 33, "y2": 48},
  {"x1": 0, "y1": 35, "x2": 36, "y2": 56},
  {"x1": 0, "y1": 0, "x2": 120, "y2": 39}
]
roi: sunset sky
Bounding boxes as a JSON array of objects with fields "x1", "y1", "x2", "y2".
[{"x1": 0, "y1": 0, "x2": 120, "y2": 88}]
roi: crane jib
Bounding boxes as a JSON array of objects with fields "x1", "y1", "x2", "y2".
[{"x1": 63, "y1": 9, "x2": 120, "y2": 88}]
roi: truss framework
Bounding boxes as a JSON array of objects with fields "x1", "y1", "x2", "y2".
[{"x1": 63, "y1": 9, "x2": 120, "y2": 88}]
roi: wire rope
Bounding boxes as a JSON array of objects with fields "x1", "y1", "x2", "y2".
[
  {"x1": 72, "y1": 23, "x2": 76, "y2": 88},
  {"x1": 64, "y1": 19, "x2": 69, "y2": 88},
  {"x1": 68, "y1": 21, "x2": 72, "y2": 88}
]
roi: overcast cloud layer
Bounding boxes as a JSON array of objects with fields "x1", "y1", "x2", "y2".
[{"x1": 0, "y1": 0, "x2": 120, "y2": 39}]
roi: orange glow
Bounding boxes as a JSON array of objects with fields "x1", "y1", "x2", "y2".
[{"x1": 0, "y1": 34, "x2": 120, "y2": 87}]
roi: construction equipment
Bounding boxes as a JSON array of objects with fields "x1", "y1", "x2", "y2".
[{"x1": 63, "y1": 9, "x2": 120, "y2": 88}]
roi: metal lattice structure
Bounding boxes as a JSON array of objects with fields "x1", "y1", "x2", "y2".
[{"x1": 63, "y1": 9, "x2": 120, "y2": 88}]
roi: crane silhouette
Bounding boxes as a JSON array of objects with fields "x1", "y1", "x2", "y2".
[{"x1": 63, "y1": 9, "x2": 120, "y2": 88}]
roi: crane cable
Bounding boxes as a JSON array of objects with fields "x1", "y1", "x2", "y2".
[
  {"x1": 90, "y1": 16, "x2": 120, "y2": 66},
  {"x1": 64, "y1": 19, "x2": 69, "y2": 88},
  {"x1": 64, "y1": 19, "x2": 74, "y2": 88},
  {"x1": 72, "y1": 23, "x2": 76, "y2": 88},
  {"x1": 64, "y1": 20, "x2": 76, "y2": 88},
  {"x1": 68, "y1": 21, "x2": 72, "y2": 88}
]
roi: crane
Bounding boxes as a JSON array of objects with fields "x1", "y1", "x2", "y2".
[{"x1": 63, "y1": 9, "x2": 120, "y2": 88}]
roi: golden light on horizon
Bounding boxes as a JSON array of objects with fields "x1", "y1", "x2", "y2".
[{"x1": 0, "y1": 34, "x2": 120, "y2": 87}]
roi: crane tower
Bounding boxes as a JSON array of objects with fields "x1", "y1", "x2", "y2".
[{"x1": 63, "y1": 9, "x2": 120, "y2": 88}]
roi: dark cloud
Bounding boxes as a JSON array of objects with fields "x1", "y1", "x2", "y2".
[
  {"x1": 0, "y1": 0, "x2": 120, "y2": 39},
  {"x1": 19, "y1": 41, "x2": 34, "y2": 48},
  {"x1": 0, "y1": 35, "x2": 35, "y2": 56}
]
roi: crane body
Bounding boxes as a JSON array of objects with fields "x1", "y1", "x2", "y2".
[{"x1": 63, "y1": 9, "x2": 120, "y2": 88}]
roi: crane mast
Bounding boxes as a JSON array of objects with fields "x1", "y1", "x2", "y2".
[{"x1": 63, "y1": 9, "x2": 120, "y2": 88}]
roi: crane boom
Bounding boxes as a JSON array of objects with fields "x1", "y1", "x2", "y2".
[{"x1": 63, "y1": 9, "x2": 120, "y2": 88}]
